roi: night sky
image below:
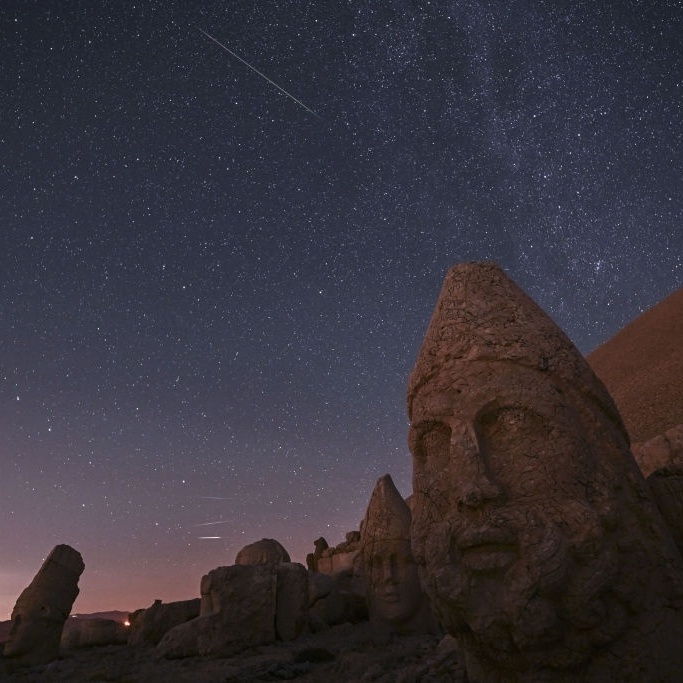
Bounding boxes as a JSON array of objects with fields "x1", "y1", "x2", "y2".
[{"x1": 2, "y1": 1, "x2": 682, "y2": 618}]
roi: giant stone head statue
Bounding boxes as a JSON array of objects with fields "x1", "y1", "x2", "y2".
[{"x1": 407, "y1": 263, "x2": 683, "y2": 681}]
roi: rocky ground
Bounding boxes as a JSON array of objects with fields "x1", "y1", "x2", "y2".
[{"x1": 0, "y1": 624, "x2": 464, "y2": 683}]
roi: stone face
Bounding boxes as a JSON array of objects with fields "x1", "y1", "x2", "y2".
[
  {"x1": 3, "y1": 544, "x2": 84, "y2": 668},
  {"x1": 234, "y1": 538, "x2": 291, "y2": 566},
  {"x1": 60, "y1": 618, "x2": 128, "y2": 650},
  {"x1": 407, "y1": 263, "x2": 683, "y2": 681},
  {"x1": 632, "y1": 423, "x2": 683, "y2": 477},
  {"x1": 157, "y1": 564, "x2": 277, "y2": 658},
  {"x1": 360, "y1": 474, "x2": 436, "y2": 638},
  {"x1": 127, "y1": 598, "x2": 200, "y2": 647}
]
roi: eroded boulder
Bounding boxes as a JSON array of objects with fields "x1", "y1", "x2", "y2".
[
  {"x1": 157, "y1": 564, "x2": 277, "y2": 658},
  {"x1": 235, "y1": 538, "x2": 291, "y2": 566},
  {"x1": 60, "y1": 618, "x2": 128, "y2": 650},
  {"x1": 3, "y1": 544, "x2": 84, "y2": 668},
  {"x1": 275, "y1": 563, "x2": 309, "y2": 641},
  {"x1": 127, "y1": 598, "x2": 200, "y2": 647}
]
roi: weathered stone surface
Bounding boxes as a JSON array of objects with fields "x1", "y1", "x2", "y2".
[
  {"x1": 308, "y1": 572, "x2": 367, "y2": 631},
  {"x1": 3, "y1": 544, "x2": 84, "y2": 668},
  {"x1": 275, "y1": 563, "x2": 309, "y2": 641},
  {"x1": 360, "y1": 474, "x2": 436, "y2": 638},
  {"x1": 234, "y1": 538, "x2": 291, "y2": 566},
  {"x1": 60, "y1": 618, "x2": 128, "y2": 649},
  {"x1": 647, "y1": 465, "x2": 683, "y2": 556},
  {"x1": 306, "y1": 536, "x2": 329, "y2": 571},
  {"x1": 156, "y1": 564, "x2": 277, "y2": 658},
  {"x1": 128, "y1": 598, "x2": 200, "y2": 647},
  {"x1": 407, "y1": 262, "x2": 683, "y2": 681},
  {"x1": 632, "y1": 423, "x2": 683, "y2": 477},
  {"x1": 314, "y1": 531, "x2": 364, "y2": 597}
]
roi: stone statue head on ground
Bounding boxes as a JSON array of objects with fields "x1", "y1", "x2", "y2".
[
  {"x1": 3, "y1": 545, "x2": 84, "y2": 668},
  {"x1": 407, "y1": 263, "x2": 683, "y2": 681},
  {"x1": 360, "y1": 474, "x2": 435, "y2": 639}
]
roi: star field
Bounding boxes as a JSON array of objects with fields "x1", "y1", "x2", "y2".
[{"x1": 1, "y1": 1, "x2": 681, "y2": 616}]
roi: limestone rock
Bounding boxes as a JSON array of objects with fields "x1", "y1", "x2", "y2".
[
  {"x1": 632, "y1": 423, "x2": 683, "y2": 477},
  {"x1": 360, "y1": 474, "x2": 436, "y2": 638},
  {"x1": 234, "y1": 538, "x2": 291, "y2": 566},
  {"x1": 407, "y1": 262, "x2": 683, "y2": 681},
  {"x1": 157, "y1": 564, "x2": 277, "y2": 658},
  {"x1": 60, "y1": 618, "x2": 128, "y2": 650},
  {"x1": 3, "y1": 544, "x2": 84, "y2": 668},
  {"x1": 128, "y1": 598, "x2": 200, "y2": 647}
]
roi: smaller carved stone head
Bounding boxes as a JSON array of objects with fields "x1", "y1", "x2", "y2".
[
  {"x1": 4, "y1": 545, "x2": 84, "y2": 666},
  {"x1": 360, "y1": 474, "x2": 435, "y2": 637}
]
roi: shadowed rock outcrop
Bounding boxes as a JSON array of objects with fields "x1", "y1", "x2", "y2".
[
  {"x1": 128, "y1": 598, "x2": 200, "y2": 647},
  {"x1": 60, "y1": 618, "x2": 128, "y2": 650},
  {"x1": 647, "y1": 465, "x2": 683, "y2": 556},
  {"x1": 632, "y1": 423, "x2": 683, "y2": 477},
  {"x1": 407, "y1": 263, "x2": 683, "y2": 681},
  {"x1": 157, "y1": 561, "x2": 308, "y2": 659},
  {"x1": 3, "y1": 545, "x2": 84, "y2": 668},
  {"x1": 157, "y1": 564, "x2": 278, "y2": 658}
]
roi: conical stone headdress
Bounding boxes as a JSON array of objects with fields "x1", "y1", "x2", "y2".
[
  {"x1": 407, "y1": 262, "x2": 625, "y2": 437},
  {"x1": 361, "y1": 474, "x2": 411, "y2": 546}
]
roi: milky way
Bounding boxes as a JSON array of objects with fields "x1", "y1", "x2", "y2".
[{"x1": 1, "y1": 1, "x2": 681, "y2": 616}]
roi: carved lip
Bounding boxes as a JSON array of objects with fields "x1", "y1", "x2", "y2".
[
  {"x1": 457, "y1": 528, "x2": 518, "y2": 572},
  {"x1": 379, "y1": 588, "x2": 401, "y2": 602}
]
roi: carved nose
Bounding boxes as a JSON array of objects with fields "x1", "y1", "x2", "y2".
[
  {"x1": 449, "y1": 429, "x2": 503, "y2": 510},
  {"x1": 456, "y1": 477, "x2": 502, "y2": 511},
  {"x1": 382, "y1": 557, "x2": 398, "y2": 584}
]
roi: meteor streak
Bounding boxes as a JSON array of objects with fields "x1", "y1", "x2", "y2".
[
  {"x1": 192, "y1": 520, "x2": 231, "y2": 527},
  {"x1": 199, "y1": 29, "x2": 319, "y2": 117}
]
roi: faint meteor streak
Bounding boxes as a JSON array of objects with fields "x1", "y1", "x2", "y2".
[
  {"x1": 198, "y1": 536, "x2": 222, "y2": 540},
  {"x1": 199, "y1": 29, "x2": 319, "y2": 117},
  {"x1": 192, "y1": 519, "x2": 231, "y2": 527}
]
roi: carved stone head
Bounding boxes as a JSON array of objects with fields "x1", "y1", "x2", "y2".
[
  {"x1": 407, "y1": 263, "x2": 683, "y2": 680},
  {"x1": 4, "y1": 545, "x2": 84, "y2": 667},
  {"x1": 360, "y1": 474, "x2": 435, "y2": 637}
]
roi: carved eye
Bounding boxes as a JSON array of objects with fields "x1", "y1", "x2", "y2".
[{"x1": 410, "y1": 421, "x2": 451, "y2": 461}]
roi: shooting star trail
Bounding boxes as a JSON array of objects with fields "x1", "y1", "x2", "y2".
[
  {"x1": 199, "y1": 29, "x2": 319, "y2": 117},
  {"x1": 191, "y1": 520, "x2": 232, "y2": 527},
  {"x1": 193, "y1": 496, "x2": 232, "y2": 500}
]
